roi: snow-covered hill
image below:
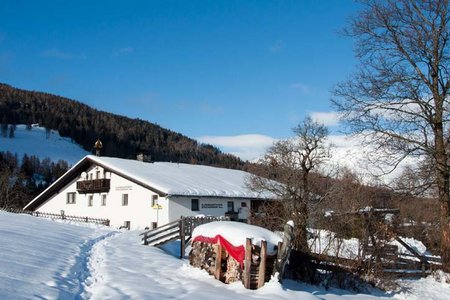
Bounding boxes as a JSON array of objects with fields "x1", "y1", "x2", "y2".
[
  {"x1": 326, "y1": 135, "x2": 422, "y2": 184},
  {"x1": 0, "y1": 125, "x2": 89, "y2": 164},
  {"x1": 0, "y1": 211, "x2": 449, "y2": 299}
]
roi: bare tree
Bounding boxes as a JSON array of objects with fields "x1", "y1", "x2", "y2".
[
  {"x1": 0, "y1": 167, "x2": 27, "y2": 209},
  {"x1": 332, "y1": 0, "x2": 450, "y2": 271},
  {"x1": 248, "y1": 117, "x2": 329, "y2": 252}
]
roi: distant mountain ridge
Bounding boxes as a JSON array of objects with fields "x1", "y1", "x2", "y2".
[{"x1": 0, "y1": 83, "x2": 244, "y2": 169}]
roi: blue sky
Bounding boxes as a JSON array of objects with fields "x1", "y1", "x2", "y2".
[{"x1": 0, "y1": 0, "x2": 361, "y2": 160}]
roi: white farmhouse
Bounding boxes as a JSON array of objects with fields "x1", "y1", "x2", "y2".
[{"x1": 24, "y1": 155, "x2": 275, "y2": 229}]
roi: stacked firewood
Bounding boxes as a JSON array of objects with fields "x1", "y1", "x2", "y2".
[
  {"x1": 189, "y1": 241, "x2": 216, "y2": 274},
  {"x1": 224, "y1": 254, "x2": 241, "y2": 283},
  {"x1": 189, "y1": 241, "x2": 242, "y2": 284}
]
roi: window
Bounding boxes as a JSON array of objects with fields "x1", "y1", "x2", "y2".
[
  {"x1": 124, "y1": 221, "x2": 131, "y2": 230},
  {"x1": 101, "y1": 194, "x2": 107, "y2": 206},
  {"x1": 151, "y1": 195, "x2": 158, "y2": 207},
  {"x1": 89, "y1": 173, "x2": 93, "y2": 180},
  {"x1": 67, "y1": 192, "x2": 76, "y2": 204},
  {"x1": 191, "y1": 199, "x2": 199, "y2": 211},
  {"x1": 122, "y1": 194, "x2": 128, "y2": 206},
  {"x1": 152, "y1": 222, "x2": 158, "y2": 229},
  {"x1": 88, "y1": 195, "x2": 93, "y2": 207},
  {"x1": 96, "y1": 170, "x2": 101, "y2": 179},
  {"x1": 227, "y1": 201, "x2": 234, "y2": 212}
]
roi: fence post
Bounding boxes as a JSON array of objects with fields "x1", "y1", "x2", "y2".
[
  {"x1": 180, "y1": 217, "x2": 185, "y2": 259},
  {"x1": 273, "y1": 241, "x2": 283, "y2": 277},
  {"x1": 257, "y1": 240, "x2": 267, "y2": 289},
  {"x1": 243, "y1": 238, "x2": 252, "y2": 289},
  {"x1": 143, "y1": 232, "x2": 149, "y2": 245}
]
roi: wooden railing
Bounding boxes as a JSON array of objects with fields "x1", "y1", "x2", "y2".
[
  {"x1": 1, "y1": 208, "x2": 110, "y2": 226},
  {"x1": 76, "y1": 179, "x2": 110, "y2": 194},
  {"x1": 140, "y1": 216, "x2": 229, "y2": 257},
  {"x1": 140, "y1": 220, "x2": 181, "y2": 246}
]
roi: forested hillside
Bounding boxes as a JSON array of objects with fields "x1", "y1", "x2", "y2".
[{"x1": 0, "y1": 83, "x2": 244, "y2": 169}]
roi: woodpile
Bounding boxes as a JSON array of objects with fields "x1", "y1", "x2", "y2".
[
  {"x1": 189, "y1": 241, "x2": 242, "y2": 283},
  {"x1": 189, "y1": 238, "x2": 279, "y2": 289}
]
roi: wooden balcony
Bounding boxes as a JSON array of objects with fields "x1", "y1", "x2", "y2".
[{"x1": 76, "y1": 179, "x2": 110, "y2": 194}]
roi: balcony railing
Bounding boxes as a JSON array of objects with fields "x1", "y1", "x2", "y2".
[{"x1": 76, "y1": 179, "x2": 110, "y2": 194}]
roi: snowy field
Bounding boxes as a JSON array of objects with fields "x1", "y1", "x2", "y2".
[
  {"x1": 0, "y1": 124, "x2": 89, "y2": 164},
  {"x1": 0, "y1": 211, "x2": 449, "y2": 300}
]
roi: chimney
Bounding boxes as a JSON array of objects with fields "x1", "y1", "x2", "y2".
[
  {"x1": 137, "y1": 153, "x2": 151, "y2": 162},
  {"x1": 94, "y1": 139, "x2": 103, "y2": 156}
]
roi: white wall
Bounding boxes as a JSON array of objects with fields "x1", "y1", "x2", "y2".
[
  {"x1": 37, "y1": 165, "x2": 165, "y2": 230},
  {"x1": 168, "y1": 196, "x2": 250, "y2": 221}
]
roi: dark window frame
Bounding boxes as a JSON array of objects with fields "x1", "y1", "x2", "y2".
[
  {"x1": 101, "y1": 194, "x2": 107, "y2": 206},
  {"x1": 191, "y1": 198, "x2": 199, "y2": 211},
  {"x1": 122, "y1": 194, "x2": 129, "y2": 206},
  {"x1": 152, "y1": 195, "x2": 158, "y2": 207},
  {"x1": 227, "y1": 201, "x2": 234, "y2": 212},
  {"x1": 67, "y1": 192, "x2": 76, "y2": 204}
]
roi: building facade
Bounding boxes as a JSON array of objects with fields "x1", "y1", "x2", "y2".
[{"x1": 24, "y1": 156, "x2": 274, "y2": 229}]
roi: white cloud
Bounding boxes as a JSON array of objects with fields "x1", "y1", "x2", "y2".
[
  {"x1": 42, "y1": 48, "x2": 86, "y2": 60},
  {"x1": 197, "y1": 134, "x2": 276, "y2": 161},
  {"x1": 198, "y1": 132, "x2": 420, "y2": 185},
  {"x1": 309, "y1": 111, "x2": 341, "y2": 127},
  {"x1": 291, "y1": 82, "x2": 311, "y2": 94},
  {"x1": 113, "y1": 47, "x2": 134, "y2": 57}
]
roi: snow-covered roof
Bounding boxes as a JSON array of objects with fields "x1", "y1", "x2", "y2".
[
  {"x1": 88, "y1": 155, "x2": 274, "y2": 198},
  {"x1": 25, "y1": 155, "x2": 278, "y2": 211}
]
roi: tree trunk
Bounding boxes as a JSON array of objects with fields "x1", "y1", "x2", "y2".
[
  {"x1": 441, "y1": 199, "x2": 450, "y2": 272},
  {"x1": 434, "y1": 124, "x2": 450, "y2": 272},
  {"x1": 294, "y1": 201, "x2": 309, "y2": 253}
]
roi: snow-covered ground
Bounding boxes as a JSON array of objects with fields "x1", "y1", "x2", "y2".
[
  {"x1": 0, "y1": 124, "x2": 89, "y2": 164},
  {"x1": 0, "y1": 211, "x2": 449, "y2": 300},
  {"x1": 308, "y1": 229, "x2": 434, "y2": 261}
]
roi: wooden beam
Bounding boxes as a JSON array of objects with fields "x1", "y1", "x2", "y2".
[
  {"x1": 395, "y1": 236, "x2": 429, "y2": 265},
  {"x1": 257, "y1": 240, "x2": 267, "y2": 289},
  {"x1": 243, "y1": 238, "x2": 252, "y2": 289},
  {"x1": 215, "y1": 244, "x2": 223, "y2": 280},
  {"x1": 143, "y1": 232, "x2": 149, "y2": 245},
  {"x1": 180, "y1": 217, "x2": 185, "y2": 259}
]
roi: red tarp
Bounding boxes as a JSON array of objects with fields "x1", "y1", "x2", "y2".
[{"x1": 192, "y1": 235, "x2": 246, "y2": 267}]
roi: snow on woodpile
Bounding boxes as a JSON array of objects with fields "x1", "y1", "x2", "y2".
[
  {"x1": 192, "y1": 221, "x2": 282, "y2": 264},
  {"x1": 193, "y1": 221, "x2": 282, "y2": 253},
  {"x1": 88, "y1": 155, "x2": 278, "y2": 198}
]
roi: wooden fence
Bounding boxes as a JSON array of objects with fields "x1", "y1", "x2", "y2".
[
  {"x1": 1, "y1": 208, "x2": 110, "y2": 226},
  {"x1": 140, "y1": 215, "x2": 229, "y2": 258},
  {"x1": 310, "y1": 240, "x2": 441, "y2": 279}
]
